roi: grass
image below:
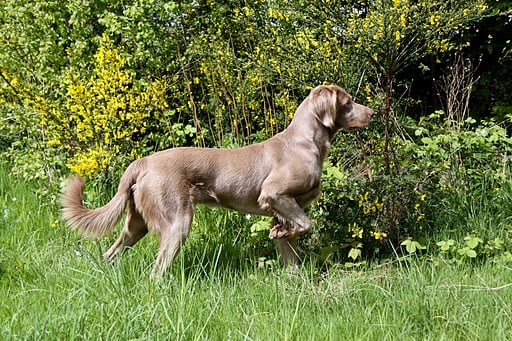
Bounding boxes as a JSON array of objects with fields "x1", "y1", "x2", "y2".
[{"x1": 1, "y1": 165, "x2": 512, "y2": 339}]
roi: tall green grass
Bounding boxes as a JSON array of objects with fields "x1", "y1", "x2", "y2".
[{"x1": 1, "y1": 164, "x2": 512, "y2": 339}]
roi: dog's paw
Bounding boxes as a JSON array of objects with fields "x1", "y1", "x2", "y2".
[{"x1": 269, "y1": 224, "x2": 292, "y2": 239}]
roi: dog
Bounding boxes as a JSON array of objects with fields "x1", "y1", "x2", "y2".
[{"x1": 61, "y1": 85, "x2": 373, "y2": 277}]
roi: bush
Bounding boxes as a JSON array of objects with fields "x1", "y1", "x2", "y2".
[
  {"x1": 301, "y1": 112, "x2": 512, "y2": 265},
  {"x1": 39, "y1": 35, "x2": 195, "y2": 181}
]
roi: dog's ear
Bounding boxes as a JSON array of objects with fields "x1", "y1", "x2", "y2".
[{"x1": 310, "y1": 86, "x2": 338, "y2": 130}]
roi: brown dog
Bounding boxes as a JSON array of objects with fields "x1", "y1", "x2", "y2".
[{"x1": 61, "y1": 85, "x2": 373, "y2": 277}]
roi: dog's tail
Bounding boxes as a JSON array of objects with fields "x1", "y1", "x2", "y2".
[{"x1": 61, "y1": 160, "x2": 144, "y2": 238}]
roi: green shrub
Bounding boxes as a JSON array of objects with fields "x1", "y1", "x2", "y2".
[{"x1": 303, "y1": 112, "x2": 512, "y2": 265}]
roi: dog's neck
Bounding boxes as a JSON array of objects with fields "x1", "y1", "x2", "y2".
[{"x1": 284, "y1": 115, "x2": 334, "y2": 161}]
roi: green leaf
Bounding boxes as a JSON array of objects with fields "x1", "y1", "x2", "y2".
[
  {"x1": 465, "y1": 236, "x2": 483, "y2": 249},
  {"x1": 437, "y1": 239, "x2": 455, "y2": 251},
  {"x1": 421, "y1": 137, "x2": 434, "y2": 145},
  {"x1": 465, "y1": 249, "x2": 478, "y2": 258},
  {"x1": 249, "y1": 219, "x2": 271, "y2": 236},
  {"x1": 348, "y1": 248, "x2": 362, "y2": 261},
  {"x1": 401, "y1": 239, "x2": 426, "y2": 254}
]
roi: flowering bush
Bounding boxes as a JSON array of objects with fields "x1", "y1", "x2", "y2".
[
  {"x1": 342, "y1": 0, "x2": 490, "y2": 171},
  {"x1": 40, "y1": 35, "x2": 171, "y2": 179},
  {"x1": 345, "y1": 0, "x2": 488, "y2": 60},
  {"x1": 304, "y1": 110, "x2": 512, "y2": 265},
  {"x1": 307, "y1": 162, "x2": 430, "y2": 265}
]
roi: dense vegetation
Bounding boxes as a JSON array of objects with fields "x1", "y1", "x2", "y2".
[
  {"x1": 2, "y1": 0, "x2": 512, "y2": 338},
  {"x1": 2, "y1": 163, "x2": 512, "y2": 339},
  {"x1": 1, "y1": 0, "x2": 512, "y2": 266}
]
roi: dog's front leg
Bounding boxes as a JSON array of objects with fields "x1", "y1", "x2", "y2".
[
  {"x1": 259, "y1": 192, "x2": 313, "y2": 239},
  {"x1": 269, "y1": 219, "x2": 294, "y2": 239}
]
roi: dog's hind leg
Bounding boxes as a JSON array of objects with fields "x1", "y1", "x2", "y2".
[
  {"x1": 104, "y1": 200, "x2": 148, "y2": 262},
  {"x1": 150, "y1": 206, "x2": 194, "y2": 279}
]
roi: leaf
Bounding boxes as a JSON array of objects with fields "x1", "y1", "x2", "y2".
[
  {"x1": 465, "y1": 249, "x2": 478, "y2": 258},
  {"x1": 345, "y1": 261, "x2": 366, "y2": 269},
  {"x1": 320, "y1": 245, "x2": 338, "y2": 261},
  {"x1": 348, "y1": 248, "x2": 362, "y2": 261},
  {"x1": 466, "y1": 239, "x2": 479, "y2": 249},
  {"x1": 401, "y1": 239, "x2": 426, "y2": 254},
  {"x1": 249, "y1": 219, "x2": 271, "y2": 236},
  {"x1": 437, "y1": 239, "x2": 455, "y2": 251},
  {"x1": 421, "y1": 137, "x2": 434, "y2": 145}
]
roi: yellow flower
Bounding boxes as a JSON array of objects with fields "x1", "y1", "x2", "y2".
[
  {"x1": 352, "y1": 229, "x2": 364, "y2": 239},
  {"x1": 374, "y1": 197, "x2": 383, "y2": 210},
  {"x1": 358, "y1": 193, "x2": 366, "y2": 207},
  {"x1": 429, "y1": 15, "x2": 439, "y2": 26},
  {"x1": 48, "y1": 139, "x2": 61, "y2": 146},
  {"x1": 400, "y1": 14, "x2": 407, "y2": 28}
]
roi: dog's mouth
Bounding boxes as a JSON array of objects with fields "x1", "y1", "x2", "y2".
[{"x1": 347, "y1": 119, "x2": 371, "y2": 131}]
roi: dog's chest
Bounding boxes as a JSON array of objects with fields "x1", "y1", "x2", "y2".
[{"x1": 188, "y1": 180, "x2": 265, "y2": 215}]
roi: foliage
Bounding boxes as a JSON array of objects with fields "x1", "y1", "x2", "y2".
[
  {"x1": 0, "y1": 103, "x2": 64, "y2": 190},
  {"x1": 401, "y1": 111, "x2": 512, "y2": 185},
  {"x1": 1, "y1": 0, "x2": 512, "y2": 266},
  {"x1": 302, "y1": 112, "x2": 512, "y2": 264},
  {"x1": 177, "y1": 0, "x2": 359, "y2": 146},
  {"x1": 437, "y1": 232, "x2": 512, "y2": 265},
  {"x1": 37, "y1": 35, "x2": 179, "y2": 179},
  {"x1": 343, "y1": 0, "x2": 490, "y2": 68},
  {"x1": 401, "y1": 238, "x2": 427, "y2": 254},
  {"x1": 3, "y1": 165, "x2": 512, "y2": 339},
  {"x1": 341, "y1": 0, "x2": 491, "y2": 171},
  {"x1": 308, "y1": 163, "x2": 430, "y2": 265}
]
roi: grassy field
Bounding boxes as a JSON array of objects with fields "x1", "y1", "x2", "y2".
[{"x1": 1, "y1": 165, "x2": 512, "y2": 340}]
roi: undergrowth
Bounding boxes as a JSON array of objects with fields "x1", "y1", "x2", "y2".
[{"x1": 2, "y1": 162, "x2": 512, "y2": 339}]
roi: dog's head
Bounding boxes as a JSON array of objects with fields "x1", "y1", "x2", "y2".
[{"x1": 309, "y1": 85, "x2": 373, "y2": 132}]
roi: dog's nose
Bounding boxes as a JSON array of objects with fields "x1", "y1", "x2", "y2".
[{"x1": 368, "y1": 109, "x2": 374, "y2": 117}]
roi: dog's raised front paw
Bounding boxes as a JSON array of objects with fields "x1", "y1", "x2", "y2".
[{"x1": 269, "y1": 224, "x2": 292, "y2": 239}]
